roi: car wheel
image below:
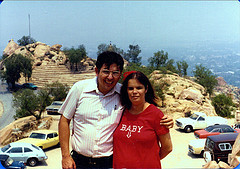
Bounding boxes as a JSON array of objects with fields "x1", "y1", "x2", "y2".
[
  {"x1": 203, "y1": 151, "x2": 212, "y2": 163},
  {"x1": 184, "y1": 126, "x2": 192, "y2": 133},
  {"x1": 28, "y1": 158, "x2": 38, "y2": 167}
]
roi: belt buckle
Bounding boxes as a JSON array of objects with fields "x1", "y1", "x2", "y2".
[{"x1": 89, "y1": 158, "x2": 96, "y2": 165}]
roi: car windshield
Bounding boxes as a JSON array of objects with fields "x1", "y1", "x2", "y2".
[
  {"x1": 205, "y1": 126, "x2": 215, "y2": 132},
  {"x1": 29, "y1": 133, "x2": 46, "y2": 139},
  {"x1": 190, "y1": 114, "x2": 199, "y2": 120},
  {"x1": 52, "y1": 102, "x2": 62, "y2": 106},
  {"x1": 1, "y1": 144, "x2": 10, "y2": 152}
]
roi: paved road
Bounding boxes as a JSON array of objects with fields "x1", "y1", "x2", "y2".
[{"x1": 0, "y1": 80, "x2": 15, "y2": 130}]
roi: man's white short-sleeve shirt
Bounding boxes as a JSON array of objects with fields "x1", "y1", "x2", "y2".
[{"x1": 58, "y1": 77, "x2": 123, "y2": 157}]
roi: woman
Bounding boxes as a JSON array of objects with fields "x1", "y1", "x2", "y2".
[{"x1": 113, "y1": 71, "x2": 172, "y2": 168}]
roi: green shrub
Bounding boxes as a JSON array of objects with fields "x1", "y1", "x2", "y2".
[{"x1": 212, "y1": 94, "x2": 235, "y2": 118}]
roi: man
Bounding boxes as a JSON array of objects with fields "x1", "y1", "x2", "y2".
[{"x1": 58, "y1": 51, "x2": 173, "y2": 169}]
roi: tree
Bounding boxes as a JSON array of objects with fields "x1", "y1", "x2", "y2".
[
  {"x1": 97, "y1": 43, "x2": 125, "y2": 56},
  {"x1": 12, "y1": 89, "x2": 51, "y2": 120},
  {"x1": 177, "y1": 61, "x2": 188, "y2": 77},
  {"x1": 0, "y1": 54, "x2": 33, "y2": 89},
  {"x1": 148, "y1": 50, "x2": 168, "y2": 69},
  {"x1": 17, "y1": 36, "x2": 36, "y2": 46},
  {"x1": 64, "y1": 45, "x2": 87, "y2": 72},
  {"x1": 193, "y1": 64, "x2": 218, "y2": 96},
  {"x1": 212, "y1": 94, "x2": 235, "y2": 118},
  {"x1": 182, "y1": 61, "x2": 188, "y2": 76},
  {"x1": 44, "y1": 81, "x2": 70, "y2": 101},
  {"x1": 12, "y1": 81, "x2": 69, "y2": 120},
  {"x1": 165, "y1": 59, "x2": 177, "y2": 73},
  {"x1": 124, "y1": 44, "x2": 142, "y2": 65}
]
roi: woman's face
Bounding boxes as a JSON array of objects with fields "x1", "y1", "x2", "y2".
[{"x1": 127, "y1": 79, "x2": 147, "y2": 106}]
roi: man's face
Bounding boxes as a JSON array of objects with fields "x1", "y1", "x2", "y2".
[{"x1": 95, "y1": 63, "x2": 121, "y2": 95}]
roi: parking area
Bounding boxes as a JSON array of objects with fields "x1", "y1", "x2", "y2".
[{"x1": 27, "y1": 115, "x2": 235, "y2": 168}]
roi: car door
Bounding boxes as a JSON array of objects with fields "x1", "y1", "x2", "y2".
[
  {"x1": 53, "y1": 132, "x2": 59, "y2": 146},
  {"x1": 195, "y1": 116, "x2": 206, "y2": 129},
  {"x1": 7, "y1": 147, "x2": 24, "y2": 161},
  {"x1": 45, "y1": 133, "x2": 55, "y2": 148},
  {"x1": 23, "y1": 147, "x2": 34, "y2": 163}
]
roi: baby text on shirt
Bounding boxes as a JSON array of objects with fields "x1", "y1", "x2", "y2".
[{"x1": 120, "y1": 124, "x2": 143, "y2": 138}]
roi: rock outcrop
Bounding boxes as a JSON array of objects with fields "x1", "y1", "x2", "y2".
[
  {"x1": 2, "y1": 40, "x2": 96, "y2": 72},
  {"x1": 215, "y1": 77, "x2": 240, "y2": 104},
  {"x1": 0, "y1": 116, "x2": 52, "y2": 146},
  {"x1": 150, "y1": 70, "x2": 216, "y2": 119}
]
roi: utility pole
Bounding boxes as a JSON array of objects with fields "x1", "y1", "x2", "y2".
[{"x1": 28, "y1": 14, "x2": 31, "y2": 38}]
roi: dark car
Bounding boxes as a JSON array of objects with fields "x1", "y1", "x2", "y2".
[
  {"x1": 0, "y1": 154, "x2": 26, "y2": 169},
  {"x1": 22, "y1": 83, "x2": 38, "y2": 90},
  {"x1": 203, "y1": 133, "x2": 238, "y2": 163},
  {"x1": 194, "y1": 124, "x2": 240, "y2": 139}
]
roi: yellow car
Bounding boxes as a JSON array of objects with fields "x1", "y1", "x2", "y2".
[{"x1": 17, "y1": 130, "x2": 59, "y2": 149}]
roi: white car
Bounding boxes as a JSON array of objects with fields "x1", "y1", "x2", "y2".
[
  {"x1": 188, "y1": 139, "x2": 206, "y2": 156},
  {"x1": 46, "y1": 101, "x2": 63, "y2": 115},
  {"x1": 0, "y1": 142, "x2": 47, "y2": 167},
  {"x1": 176, "y1": 112, "x2": 227, "y2": 133}
]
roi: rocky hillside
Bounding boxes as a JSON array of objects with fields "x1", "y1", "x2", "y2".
[
  {"x1": 150, "y1": 71, "x2": 217, "y2": 119},
  {"x1": 215, "y1": 77, "x2": 240, "y2": 104},
  {"x1": 1, "y1": 40, "x2": 97, "y2": 87},
  {"x1": 1, "y1": 40, "x2": 240, "y2": 118}
]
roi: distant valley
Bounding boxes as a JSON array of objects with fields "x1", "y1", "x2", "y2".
[{"x1": 142, "y1": 41, "x2": 240, "y2": 88}]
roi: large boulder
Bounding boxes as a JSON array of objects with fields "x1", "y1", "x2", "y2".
[
  {"x1": 178, "y1": 88, "x2": 204, "y2": 104},
  {"x1": 34, "y1": 43, "x2": 51, "y2": 58},
  {"x1": 0, "y1": 116, "x2": 37, "y2": 145},
  {"x1": 14, "y1": 46, "x2": 33, "y2": 58},
  {"x1": 3, "y1": 39, "x2": 19, "y2": 56}
]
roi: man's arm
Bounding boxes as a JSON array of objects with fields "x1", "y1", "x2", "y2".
[
  {"x1": 59, "y1": 115, "x2": 76, "y2": 169},
  {"x1": 160, "y1": 115, "x2": 174, "y2": 129}
]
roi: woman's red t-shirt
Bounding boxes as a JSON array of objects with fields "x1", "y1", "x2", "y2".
[{"x1": 113, "y1": 104, "x2": 169, "y2": 168}]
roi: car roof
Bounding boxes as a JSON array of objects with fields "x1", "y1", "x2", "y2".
[
  {"x1": 207, "y1": 124, "x2": 231, "y2": 129},
  {"x1": 208, "y1": 133, "x2": 239, "y2": 142},
  {"x1": 9, "y1": 142, "x2": 33, "y2": 147},
  {"x1": 30, "y1": 130, "x2": 58, "y2": 134}
]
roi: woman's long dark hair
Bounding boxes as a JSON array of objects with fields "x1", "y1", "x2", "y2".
[{"x1": 120, "y1": 71, "x2": 159, "y2": 109}]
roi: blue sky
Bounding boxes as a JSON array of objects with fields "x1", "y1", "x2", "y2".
[{"x1": 0, "y1": 1, "x2": 240, "y2": 61}]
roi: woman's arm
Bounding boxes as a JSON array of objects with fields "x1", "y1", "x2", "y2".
[{"x1": 158, "y1": 133, "x2": 173, "y2": 160}]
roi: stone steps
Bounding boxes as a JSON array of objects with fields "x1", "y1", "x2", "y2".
[{"x1": 24, "y1": 62, "x2": 96, "y2": 88}]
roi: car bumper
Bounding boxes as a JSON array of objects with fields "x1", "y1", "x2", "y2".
[
  {"x1": 175, "y1": 121, "x2": 184, "y2": 129},
  {"x1": 38, "y1": 156, "x2": 48, "y2": 161},
  {"x1": 188, "y1": 145, "x2": 202, "y2": 155},
  {"x1": 47, "y1": 110, "x2": 60, "y2": 115}
]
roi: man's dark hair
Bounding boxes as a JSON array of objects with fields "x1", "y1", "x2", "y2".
[
  {"x1": 120, "y1": 71, "x2": 159, "y2": 109},
  {"x1": 96, "y1": 51, "x2": 124, "y2": 72}
]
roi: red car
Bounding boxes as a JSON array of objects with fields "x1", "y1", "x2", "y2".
[{"x1": 194, "y1": 124, "x2": 240, "y2": 139}]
